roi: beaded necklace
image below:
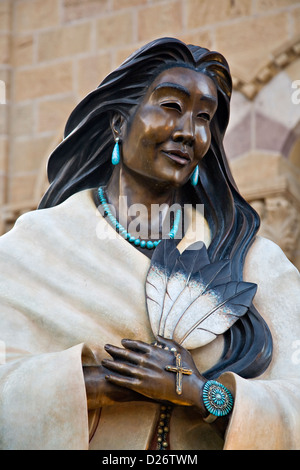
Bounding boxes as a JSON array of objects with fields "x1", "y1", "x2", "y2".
[{"x1": 98, "y1": 187, "x2": 181, "y2": 250}]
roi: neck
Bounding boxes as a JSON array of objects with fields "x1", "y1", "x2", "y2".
[{"x1": 105, "y1": 165, "x2": 182, "y2": 239}]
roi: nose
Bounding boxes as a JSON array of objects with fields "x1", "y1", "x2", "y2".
[{"x1": 173, "y1": 113, "x2": 195, "y2": 145}]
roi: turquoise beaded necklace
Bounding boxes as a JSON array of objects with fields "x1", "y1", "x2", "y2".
[{"x1": 98, "y1": 187, "x2": 181, "y2": 250}]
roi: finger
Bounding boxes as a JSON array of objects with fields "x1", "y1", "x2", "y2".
[
  {"x1": 121, "y1": 338, "x2": 151, "y2": 354},
  {"x1": 102, "y1": 358, "x2": 144, "y2": 378},
  {"x1": 104, "y1": 344, "x2": 145, "y2": 365},
  {"x1": 104, "y1": 344, "x2": 152, "y2": 368},
  {"x1": 121, "y1": 339, "x2": 174, "y2": 368},
  {"x1": 105, "y1": 374, "x2": 141, "y2": 389},
  {"x1": 156, "y1": 335, "x2": 180, "y2": 351}
]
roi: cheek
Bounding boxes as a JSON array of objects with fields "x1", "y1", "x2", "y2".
[
  {"x1": 122, "y1": 107, "x2": 172, "y2": 169},
  {"x1": 195, "y1": 126, "x2": 211, "y2": 158},
  {"x1": 135, "y1": 107, "x2": 174, "y2": 145}
]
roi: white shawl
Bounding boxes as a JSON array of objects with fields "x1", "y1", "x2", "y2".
[{"x1": 0, "y1": 190, "x2": 299, "y2": 450}]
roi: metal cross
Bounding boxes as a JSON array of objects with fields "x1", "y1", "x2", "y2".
[{"x1": 165, "y1": 352, "x2": 193, "y2": 395}]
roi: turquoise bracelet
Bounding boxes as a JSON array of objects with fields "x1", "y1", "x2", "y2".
[{"x1": 202, "y1": 380, "x2": 233, "y2": 422}]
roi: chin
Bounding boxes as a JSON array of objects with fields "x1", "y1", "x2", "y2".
[{"x1": 150, "y1": 173, "x2": 188, "y2": 189}]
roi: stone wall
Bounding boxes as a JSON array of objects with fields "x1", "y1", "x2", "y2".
[{"x1": 0, "y1": 0, "x2": 300, "y2": 266}]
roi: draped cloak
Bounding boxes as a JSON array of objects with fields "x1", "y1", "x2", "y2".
[{"x1": 0, "y1": 189, "x2": 299, "y2": 450}]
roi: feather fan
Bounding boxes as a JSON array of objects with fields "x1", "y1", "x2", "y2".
[{"x1": 146, "y1": 239, "x2": 257, "y2": 350}]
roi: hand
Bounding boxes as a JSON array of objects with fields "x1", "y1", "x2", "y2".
[
  {"x1": 83, "y1": 364, "x2": 154, "y2": 410},
  {"x1": 102, "y1": 336, "x2": 207, "y2": 413}
]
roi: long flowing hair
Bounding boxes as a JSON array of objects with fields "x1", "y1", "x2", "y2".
[{"x1": 39, "y1": 37, "x2": 272, "y2": 379}]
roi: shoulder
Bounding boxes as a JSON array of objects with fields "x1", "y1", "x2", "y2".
[
  {"x1": 243, "y1": 235, "x2": 300, "y2": 305},
  {"x1": 0, "y1": 190, "x2": 95, "y2": 252}
]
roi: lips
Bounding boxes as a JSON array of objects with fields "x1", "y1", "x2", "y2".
[{"x1": 161, "y1": 148, "x2": 191, "y2": 166}]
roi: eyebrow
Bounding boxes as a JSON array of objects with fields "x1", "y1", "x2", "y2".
[
  {"x1": 153, "y1": 82, "x2": 217, "y2": 104},
  {"x1": 153, "y1": 82, "x2": 191, "y2": 97}
]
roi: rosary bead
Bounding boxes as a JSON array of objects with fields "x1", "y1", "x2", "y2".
[{"x1": 155, "y1": 404, "x2": 173, "y2": 450}]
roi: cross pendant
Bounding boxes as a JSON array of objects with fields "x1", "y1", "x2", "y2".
[{"x1": 165, "y1": 352, "x2": 193, "y2": 395}]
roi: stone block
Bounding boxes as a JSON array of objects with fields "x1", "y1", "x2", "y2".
[
  {"x1": 11, "y1": 136, "x2": 53, "y2": 173},
  {"x1": 137, "y1": 1, "x2": 182, "y2": 42},
  {"x1": 177, "y1": 31, "x2": 212, "y2": 50},
  {"x1": 255, "y1": 71, "x2": 300, "y2": 130},
  {"x1": 0, "y1": 173, "x2": 6, "y2": 206},
  {"x1": 285, "y1": 57, "x2": 300, "y2": 82},
  {"x1": 8, "y1": 173, "x2": 38, "y2": 204},
  {"x1": 12, "y1": 35, "x2": 34, "y2": 67},
  {"x1": 38, "y1": 96, "x2": 77, "y2": 132},
  {"x1": 0, "y1": 104, "x2": 7, "y2": 135},
  {"x1": 77, "y1": 54, "x2": 112, "y2": 97},
  {"x1": 0, "y1": 34, "x2": 10, "y2": 65},
  {"x1": 229, "y1": 151, "x2": 283, "y2": 194},
  {"x1": 96, "y1": 11, "x2": 134, "y2": 48},
  {"x1": 214, "y1": 13, "x2": 290, "y2": 83},
  {"x1": 10, "y1": 103, "x2": 35, "y2": 136},
  {"x1": 0, "y1": 138, "x2": 8, "y2": 172},
  {"x1": 255, "y1": 0, "x2": 300, "y2": 12},
  {"x1": 15, "y1": 62, "x2": 73, "y2": 102},
  {"x1": 185, "y1": 0, "x2": 252, "y2": 30},
  {"x1": 63, "y1": 0, "x2": 110, "y2": 22},
  {"x1": 38, "y1": 23, "x2": 92, "y2": 62},
  {"x1": 112, "y1": 0, "x2": 147, "y2": 9},
  {"x1": 115, "y1": 45, "x2": 140, "y2": 68},
  {"x1": 0, "y1": 1, "x2": 11, "y2": 31},
  {"x1": 291, "y1": 6, "x2": 300, "y2": 37},
  {"x1": 224, "y1": 112, "x2": 252, "y2": 160},
  {"x1": 255, "y1": 112, "x2": 290, "y2": 153},
  {"x1": 15, "y1": 0, "x2": 60, "y2": 31}
]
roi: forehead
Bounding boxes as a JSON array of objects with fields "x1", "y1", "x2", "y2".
[{"x1": 148, "y1": 67, "x2": 218, "y2": 99}]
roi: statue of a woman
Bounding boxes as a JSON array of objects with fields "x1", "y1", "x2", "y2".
[{"x1": 0, "y1": 38, "x2": 299, "y2": 450}]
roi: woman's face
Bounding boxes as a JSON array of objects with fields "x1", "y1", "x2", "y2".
[{"x1": 120, "y1": 67, "x2": 218, "y2": 188}]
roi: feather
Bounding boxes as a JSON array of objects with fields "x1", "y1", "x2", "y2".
[
  {"x1": 173, "y1": 280, "x2": 257, "y2": 348},
  {"x1": 146, "y1": 240, "x2": 257, "y2": 349},
  {"x1": 158, "y1": 241, "x2": 209, "y2": 336},
  {"x1": 163, "y1": 258, "x2": 232, "y2": 339},
  {"x1": 145, "y1": 239, "x2": 179, "y2": 338}
]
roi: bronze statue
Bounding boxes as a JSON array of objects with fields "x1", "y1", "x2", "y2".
[{"x1": 0, "y1": 38, "x2": 299, "y2": 450}]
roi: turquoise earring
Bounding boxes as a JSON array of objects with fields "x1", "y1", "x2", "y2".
[
  {"x1": 190, "y1": 165, "x2": 199, "y2": 186},
  {"x1": 111, "y1": 137, "x2": 120, "y2": 165}
]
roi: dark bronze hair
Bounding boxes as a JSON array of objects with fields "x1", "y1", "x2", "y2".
[{"x1": 39, "y1": 37, "x2": 272, "y2": 379}]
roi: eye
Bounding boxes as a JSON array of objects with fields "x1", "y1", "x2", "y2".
[
  {"x1": 160, "y1": 101, "x2": 182, "y2": 113},
  {"x1": 197, "y1": 112, "x2": 211, "y2": 122}
]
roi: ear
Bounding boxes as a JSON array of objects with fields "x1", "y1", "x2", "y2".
[{"x1": 110, "y1": 113, "x2": 127, "y2": 141}]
